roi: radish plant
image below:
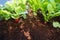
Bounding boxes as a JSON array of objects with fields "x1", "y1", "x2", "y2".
[
  {"x1": 0, "y1": 0, "x2": 27, "y2": 21},
  {"x1": 28, "y1": 0, "x2": 60, "y2": 22},
  {"x1": 27, "y1": 0, "x2": 60, "y2": 28}
]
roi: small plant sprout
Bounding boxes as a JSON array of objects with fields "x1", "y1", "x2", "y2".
[{"x1": 53, "y1": 21, "x2": 60, "y2": 28}]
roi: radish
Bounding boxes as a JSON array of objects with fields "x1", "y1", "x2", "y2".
[{"x1": 15, "y1": 19, "x2": 19, "y2": 23}]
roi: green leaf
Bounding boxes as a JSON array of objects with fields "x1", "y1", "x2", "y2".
[
  {"x1": 53, "y1": 21, "x2": 60, "y2": 28},
  {"x1": 55, "y1": 0, "x2": 60, "y2": 3},
  {"x1": 47, "y1": 4, "x2": 54, "y2": 13},
  {"x1": 0, "y1": 10, "x2": 11, "y2": 20},
  {"x1": 22, "y1": 14, "x2": 27, "y2": 19},
  {"x1": 47, "y1": 11, "x2": 60, "y2": 21},
  {"x1": 11, "y1": 14, "x2": 20, "y2": 19},
  {"x1": 5, "y1": 2, "x2": 15, "y2": 12}
]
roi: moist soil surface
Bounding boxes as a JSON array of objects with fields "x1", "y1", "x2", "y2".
[{"x1": 0, "y1": 16, "x2": 60, "y2": 40}]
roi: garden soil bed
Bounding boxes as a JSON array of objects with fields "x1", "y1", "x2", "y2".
[{"x1": 0, "y1": 17, "x2": 60, "y2": 40}]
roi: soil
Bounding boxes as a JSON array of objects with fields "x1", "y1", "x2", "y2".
[{"x1": 0, "y1": 16, "x2": 60, "y2": 40}]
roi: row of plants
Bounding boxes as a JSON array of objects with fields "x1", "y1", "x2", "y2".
[{"x1": 0, "y1": 0, "x2": 60, "y2": 28}]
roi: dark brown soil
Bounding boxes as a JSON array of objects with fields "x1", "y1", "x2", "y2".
[{"x1": 0, "y1": 17, "x2": 60, "y2": 40}]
